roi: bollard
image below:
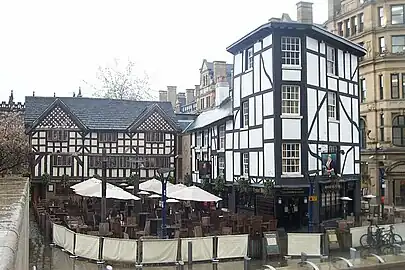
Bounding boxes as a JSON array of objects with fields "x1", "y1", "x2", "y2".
[
  {"x1": 105, "y1": 266, "x2": 113, "y2": 270},
  {"x1": 187, "y1": 241, "x2": 193, "y2": 266},
  {"x1": 350, "y1": 247, "x2": 357, "y2": 261},
  {"x1": 135, "y1": 264, "x2": 143, "y2": 269},
  {"x1": 212, "y1": 259, "x2": 219, "y2": 270},
  {"x1": 243, "y1": 256, "x2": 251, "y2": 270},
  {"x1": 393, "y1": 244, "x2": 402, "y2": 255},
  {"x1": 176, "y1": 261, "x2": 185, "y2": 270},
  {"x1": 33, "y1": 266, "x2": 37, "y2": 270}
]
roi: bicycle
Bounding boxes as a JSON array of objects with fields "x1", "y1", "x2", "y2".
[
  {"x1": 381, "y1": 225, "x2": 403, "y2": 245},
  {"x1": 360, "y1": 224, "x2": 383, "y2": 248}
]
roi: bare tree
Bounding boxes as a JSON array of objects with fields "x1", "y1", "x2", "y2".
[
  {"x1": 0, "y1": 112, "x2": 30, "y2": 173},
  {"x1": 85, "y1": 58, "x2": 153, "y2": 100}
]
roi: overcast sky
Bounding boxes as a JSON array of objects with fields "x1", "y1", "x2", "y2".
[{"x1": 0, "y1": 0, "x2": 328, "y2": 103}]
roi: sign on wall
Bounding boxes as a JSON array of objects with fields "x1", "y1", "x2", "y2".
[{"x1": 198, "y1": 161, "x2": 212, "y2": 179}]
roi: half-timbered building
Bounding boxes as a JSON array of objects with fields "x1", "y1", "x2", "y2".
[
  {"x1": 24, "y1": 96, "x2": 179, "y2": 198},
  {"x1": 221, "y1": 15, "x2": 366, "y2": 229}
]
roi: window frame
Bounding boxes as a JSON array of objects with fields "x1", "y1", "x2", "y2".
[
  {"x1": 392, "y1": 115, "x2": 405, "y2": 146},
  {"x1": 359, "y1": 118, "x2": 366, "y2": 149},
  {"x1": 327, "y1": 91, "x2": 337, "y2": 120},
  {"x1": 196, "y1": 132, "x2": 202, "y2": 147},
  {"x1": 378, "y1": 37, "x2": 385, "y2": 53},
  {"x1": 391, "y1": 5, "x2": 405, "y2": 25},
  {"x1": 145, "y1": 132, "x2": 164, "y2": 142},
  {"x1": 245, "y1": 47, "x2": 254, "y2": 70},
  {"x1": 281, "y1": 85, "x2": 300, "y2": 116},
  {"x1": 379, "y1": 113, "x2": 385, "y2": 142},
  {"x1": 391, "y1": 73, "x2": 400, "y2": 99},
  {"x1": 219, "y1": 125, "x2": 225, "y2": 149},
  {"x1": 218, "y1": 157, "x2": 225, "y2": 176},
  {"x1": 282, "y1": 143, "x2": 301, "y2": 175},
  {"x1": 378, "y1": 7, "x2": 384, "y2": 26},
  {"x1": 359, "y1": 13, "x2": 364, "y2": 32},
  {"x1": 281, "y1": 37, "x2": 301, "y2": 67},
  {"x1": 379, "y1": 74, "x2": 384, "y2": 100},
  {"x1": 203, "y1": 131, "x2": 209, "y2": 147},
  {"x1": 360, "y1": 78, "x2": 366, "y2": 103},
  {"x1": 392, "y1": 35, "x2": 405, "y2": 54},
  {"x1": 242, "y1": 153, "x2": 249, "y2": 176},
  {"x1": 47, "y1": 130, "x2": 69, "y2": 142},
  {"x1": 98, "y1": 132, "x2": 118, "y2": 143},
  {"x1": 241, "y1": 101, "x2": 249, "y2": 128},
  {"x1": 53, "y1": 155, "x2": 72, "y2": 167},
  {"x1": 326, "y1": 46, "x2": 336, "y2": 75}
]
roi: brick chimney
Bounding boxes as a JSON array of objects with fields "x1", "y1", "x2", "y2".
[
  {"x1": 185, "y1": 88, "x2": 195, "y2": 104},
  {"x1": 159, "y1": 90, "x2": 168, "y2": 102},
  {"x1": 296, "y1": 1, "x2": 313, "y2": 24},
  {"x1": 167, "y1": 86, "x2": 177, "y2": 108},
  {"x1": 212, "y1": 61, "x2": 227, "y2": 83}
]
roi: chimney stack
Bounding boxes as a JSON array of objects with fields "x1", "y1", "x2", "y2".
[
  {"x1": 328, "y1": 0, "x2": 341, "y2": 19},
  {"x1": 215, "y1": 76, "x2": 230, "y2": 106},
  {"x1": 212, "y1": 61, "x2": 227, "y2": 83},
  {"x1": 185, "y1": 88, "x2": 195, "y2": 104},
  {"x1": 167, "y1": 86, "x2": 177, "y2": 108},
  {"x1": 296, "y1": 1, "x2": 313, "y2": 24},
  {"x1": 176, "y1": 92, "x2": 186, "y2": 108},
  {"x1": 159, "y1": 90, "x2": 168, "y2": 102}
]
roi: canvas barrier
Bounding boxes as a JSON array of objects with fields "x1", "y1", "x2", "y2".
[
  {"x1": 142, "y1": 238, "x2": 178, "y2": 264},
  {"x1": 53, "y1": 224, "x2": 66, "y2": 248},
  {"x1": 102, "y1": 238, "x2": 137, "y2": 263},
  {"x1": 287, "y1": 233, "x2": 322, "y2": 256},
  {"x1": 350, "y1": 222, "x2": 405, "y2": 248},
  {"x1": 64, "y1": 229, "x2": 75, "y2": 255},
  {"x1": 74, "y1": 234, "x2": 100, "y2": 261},
  {"x1": 181, "y1": 236, "x2": 213, "y2": 262},
  {"x1": 217, "y1": 234, "x2": 249, "y2": 260}
]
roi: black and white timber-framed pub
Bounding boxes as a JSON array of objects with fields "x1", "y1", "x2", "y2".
[
  {"x1": 24, "y1": 95, "x2": 179, "y2": 201},
  {"x1": 188, "y1": 7, "x2": 366, "y2": 231}
]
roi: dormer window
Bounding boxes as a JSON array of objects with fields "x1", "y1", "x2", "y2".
[
  {"x1": 98, "y1": 132, "x2": 118, "y2": 143},
  {"x1": 47, "y1": 130, "x2": 69, "y2": 142}
]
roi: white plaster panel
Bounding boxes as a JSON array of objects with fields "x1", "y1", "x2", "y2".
[
  {"x1": 341, "y1": 146, "x2": 354, "y2": 175},
  {"x1": 352, "y1": 99, "x2": 359, "y2": 143},
  {"x1": 348, "y1": 82, "x2": 354, "y2": 95},
  {"x1": 249, "y1": 152, "x2": 258, "y2": 177},
  {"x1": 351, "y1": 54, "x2": 358, "y2": 82},
  {"x1": 261, "y1": 48, "x2": 273, "y2": 90},
  {"x1": 340, "y1": 96, "x2": 352, "y2": 143},
  {"x1": 308, "y1": 144, "x2": 318, "y2": 171},
  {"x1": 226, "y1": 133, "x2": 233, "y2": 150},
  {"x1": 264, "y1": 143, "x2": 275, "y2": 177},
  {"x1": 354, "y1": 84, "x2": 358, "y2": 96},
  {"x1": 329, "y1": 122, "x2": 339, "y2": 142},
  {"x1": 263, "y1": 34, "x2": 272, "y2": 48},
  {"x1": 328, "y1": 77, "x2": 337, "y2": 91},
  {"x1": 226, "y1": 120, "x2": 233, "y2": 130},
  {"x1": 338, "y1": 50, "x2": 344, "y2": 78},
  {"x1": 240, "y1": 131, "x2": 248, "y2": 149},
  {"x1": 249, "y1": 128, "x2": 262, "y2": 148},
  {"x1": 307, "y1": 53, "x2": 319, "y2": 86},
  {"x1": 233, "y1": 132, "x2": 239, "y2": 149},
  {"x1": 354, "y1": 146, "x2": 360, "y2": 161},
  {"x1": 249, "y1": 97, "x2": 255, "y2": 126},
  {"x1": 234, "y1": 152, "x2": 241, "y2": 176},
  {"x1": 225, "y1": 151, "x2": 233, "y2": 182},
  {"x1": 263, "y1": 92, "x2": 273, "y2": 116},
  {"x1": 263, "y1": 118, "x2": 274, "y2": 140},
  {"x1": 241, "y1": 72, "x2": 253, "y2": 98},
  {"x1": 344, "y1": 53, "x2": 351, "y2": 80},
  {"x1": 234, "y1": 111, "x2": 240, "y2": 130},
  {"x1": 320, "y1": 56, "x2": 326, "y2": 88},
  {"x1": 233, "y1": 77, "x2": 241, "y2": 108},
  {"x1": 282, "y1": 69, "x2": 301, "y2": 81},
  {"x1": 320, "y1": 42, "x2": 325, "y2": 54},
  {"x1": 255, "y1": 95, "x2": 263, "y2": 125},
  {"x1": 254, "y1": 41, "x2": 262, "y2": 52},
  {"x1": 306, "y1": 37, "x2": 318, "y2": 52},
  {"x1": 234, "y1": 53, "x2": 242, "y2": 76},
  {"x1": 253, "y1": 54, "x2": 261, "y2": 93},
  {"x1": 318, "y1": 92, "x2": 327, "y2": 141},
  {"x1": 258, "y1": 151, "x2": 264, "y2": 177},
  {"x1": 307, "y1": 88, "x2": 318, "y2": 140},
  {"x1": 282, "y1": 119, "x2": 301, "y2": 140},
  {"x1": 339, "y1": 80, "x2": 348, "y2": 94}
]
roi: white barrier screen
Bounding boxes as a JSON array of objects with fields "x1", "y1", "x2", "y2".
[
  {"x1": 350, "y1": 226, "x2": 367, "y2": 248},
  {"x1": 142, "y1": 239, "x2": 178, "y2": 264},
  {"x1": 64, "y1": 229, "x2": 75, "y2": 255},
  {"x1": 74, "y1": 234, "x2": 100, "y2": 261},
  {"x1": 53, "y1": 224, "x2": 66, "y2": 248},
  {"x1": 217, "y1": 234, "x2": 248, "y2": 259},
  {"x1": 287, "y1": 233, "x2": 322, "y2": 256},
  {"x1": 181, "y1": 237, "x2": 213, "y2": 262},
  {"x1": 102, "y1": 238, "x2": 137, "y2": 263}
]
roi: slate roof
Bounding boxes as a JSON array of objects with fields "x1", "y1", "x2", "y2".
[
  {"x1": 24, "y1": 96, "x2": 176, "y2": 130},
  {"x1": 184, "y1": 98, "x2": 233, "y2": 132},
  {"x1": 175, "y1": 113, "x2": 198, "y2": 132}
]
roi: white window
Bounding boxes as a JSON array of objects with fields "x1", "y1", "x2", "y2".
[
  {"x1": 281, "y1": 37, "x2": 300, "y2": 66},
  {"x1": 218, "y1": 157, "x2": 225, "y2": 176},
  {"x1": 281, "y1": 85, "x2": 300, "y2": 115},
  {"x1": 282, "y1": 143, "x2": 300, "y2": 174},
  {"x1": 246, "y1": 47, "x2": 253, "y2": 70},
  {"x1": 219, "y1": 125, "x2": 225, "y2": 149},
  {"x1": 196, "y1": 132, "x2": 202, "y2": 146},
  {"x1": 203, "y1": 152, "x2": 208, "y2": 161},
  {"x1": 327, "y1": 47, "x2": 336, "y2": 75},
  {"x1": 242, "y1": 153, "x2": 249, "y2": 176},
  {"x1": 328, "y1": 92, "x2": 337, "y2": 119},
  {"x1": 203, "y1": 131, "x2": 209, "y2": 146},
  {"x1": 242, "y1": 101, "x2": 249, "y2": 128}
]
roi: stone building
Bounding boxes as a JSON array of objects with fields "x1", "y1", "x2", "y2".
[{"x1": 325, "y1": 0, "x2": 405, "y2": 207}]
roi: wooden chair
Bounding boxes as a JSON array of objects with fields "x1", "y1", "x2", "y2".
[{"x1": 136, "y1": 220, "x2": 150, "y2": 238}]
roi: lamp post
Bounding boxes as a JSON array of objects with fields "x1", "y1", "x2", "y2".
[
  {"x1": 157, "y1": 167, "x2": 174, "y2": 239},
  {"x1": 129, "y1": 157, "x2": 144, "y2": 215},
  {"x1": 101, "y1": 149, "x2": 108, "y2": 222}
]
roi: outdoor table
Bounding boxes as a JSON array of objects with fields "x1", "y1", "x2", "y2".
[
  {"x1": 149, "y1": 218, "x2": 162, "y2": 236},
  {"x1": 138, "y1": 212, "x2": 149, "y2": 229}
]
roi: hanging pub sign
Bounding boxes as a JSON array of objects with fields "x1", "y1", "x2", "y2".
[
  {"x1": 321, "y1": 153, "x2": 340, "y2": 176},
  {"x1": 198, "y1": 161, "x2": 212, "y2": 179}
]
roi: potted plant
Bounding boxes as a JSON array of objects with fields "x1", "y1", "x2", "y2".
[
  {"x1": 202, "y1": 178, "x2": 211, "y2": 191},
  {"x1": 168, "y1": 175, "x2": 176, "y2": 185},
  {"x1": 213, "y1": 174, "x2": 225, "y2": 195},
  {"x1": 61, "y1": 174, "x2": 70, "y2": 188},
  {"x1": 237, "y1": 176, "x2": 250, "y2": 194},
  {"x1": 184, "y1": 173, "x2": 192, "y2": 187},
  {"x1": 263, "y1": 178, "x2": 275, "y2": 197},
  {"x1": 41, "y1": 173, "x2": 50, "y2": 185}
]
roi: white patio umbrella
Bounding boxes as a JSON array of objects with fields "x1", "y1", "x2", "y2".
[
  {"x1": 119, "y1": 183, "x2": 128, "y2": 187},
  {"x1": 169, "y1": 186, "x2": 222, "y2": 202},
  {"x1": 74, "y1": 182, "x2": 140, "y2": 201},
  {"x1": 149, "y1": 194, "x2": 161, "y2": 199},
  {"x1": 166, "y1": 198, "x2": 180, "y2": 203},
  {"x1": 138, "y1": 190, "x2": 150, "y2": 195},
  {"x1": 167, "y1": 183, "x2": 187, "y2": 196},
  {"x1": 71, "y1": 177, "x2": 100, "y2": 190},
  {"x1": 139, "y1": 178, "x2": 174, "y2": 194},
  {"x1": 126, "y1": 186, "x2": 134, "y2": 190}
]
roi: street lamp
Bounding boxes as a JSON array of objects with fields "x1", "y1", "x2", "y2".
[
  {"x1": 101, "y1": 149, "x2": 108, "y2": 222},
  {"x1": 129, "y1": 157, "x2": 144, "y2": 215},
  {"x1": 157, "y1": 167, "x2": 174, "y2": 239}
]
